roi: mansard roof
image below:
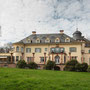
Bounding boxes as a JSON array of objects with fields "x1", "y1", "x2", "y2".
[{"x1": 14, "y1": 33, "x2": 77, "y2": 44}]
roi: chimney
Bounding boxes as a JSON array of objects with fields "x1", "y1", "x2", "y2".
[
  {"x1": 60, "y1": 30, "x2": 64, "y2": 34},
  {"x1": 32, "y1": 31, "x2": 36, "y2": 35}
]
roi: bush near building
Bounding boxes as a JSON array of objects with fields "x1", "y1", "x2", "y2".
[
  {"x1": 27, "y1": 62, "x2": 38, "y2": 69},
  {"x1": 75, "y1": 63, "x2": 82, "y2": 72},
  {"x1": 45, "y1": 60, "x2": 55, "y2": 70},
  {"x1": 80, "y1": 63, "x2": 88, "y2": 72},
  {"x1": 54, "y1": 66, "x2": 60, "y2": 71},
  {"x1": 64, "y1": 60, "x2": 88, "y2": 72},
  {"x1": 64, "y1": 60, "x2": 79, "y2": 71},
  {"x1": 87, "y1": 65, "x2": 90, "y2": 72},
  {"x1": 17, "y1": 60, "x2": 27, "y2": 68}
]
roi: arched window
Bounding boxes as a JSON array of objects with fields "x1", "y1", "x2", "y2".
[
  {"x1": 16, "y1": 46, "x2": 19, "y2": 52},
  {"x1": 65, "y1": 38, "x2": 70, "y2": 42},
  {"x1": 45, "y1": 38, "x2": 50, "y2": 43},
  {"x1": 55, "y1": 56, "x2": 60, "y2": 64},
  {"x1": 55, "y1": 38, "x2": 60, "y2": 43},
  {"x1": 36, "y1": 38, "x2": 40, "y2": 43}
]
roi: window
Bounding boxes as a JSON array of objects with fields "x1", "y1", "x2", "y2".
[
  {"x1": 89, "y1": 58, "x2": 90, "y2": 65},
  {"x1": 65, "y1": 38, "x2": 70, "y2": 42},
  {"x1": 16, "y1": 56, "x2": 19, "y2": 62},
  {"x1": 21, "y1": 47, "x2": 24, "y2": 52},
  {"x1": 26, "y1": 48, "x2": 31, "y2": 53},
  {"x1": 40, "y1": 57, "x2": 46, "y2": 63},
  {"x1": 55, "y1": 56, "x2": 60, "y2": 64},
  {"x1": 45, "y1": 38, "x2": 50, "y2": 43},
  {"x1": 88, "y1": 50, "x2": 90, "y2": 53},
  {"x1": 45, "y1": 48, "x2": 48, "y2": 52},
  {"x1": 55, "y1": 38, "x2": 60, "y2": 43},
  {"x1": 20, "y1": 56, "x2": 22, "y2": 60},
  {"x1": 64, "y1": 56, "x2": 66, "y2": 63},
  {"x1": 36, "y1": 38, "x2": 40, "y2": 43},
  {"x1": 27, "y1": 57, "x2": 33, "y2": 63},
  {"x1": 70, "y1": 47, "x2": 77, "y2": 52},
  {"x1": 35, "y1": 48, "x2": 41, "y2": 53},
  {"x1": 16, "y1": 46, "x2": 19, "y2": 52}
]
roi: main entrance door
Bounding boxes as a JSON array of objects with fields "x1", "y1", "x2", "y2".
[{"x1": 55, "y1": 56, "x2": 60, "y2": 64}]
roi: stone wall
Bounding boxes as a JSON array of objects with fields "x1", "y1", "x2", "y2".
[{"x1": 0, "y1": 64, "x2": 16, "y2": 68}]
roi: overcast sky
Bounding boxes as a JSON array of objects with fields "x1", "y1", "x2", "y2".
[{"x1": 0, "y1": 0, "x2": 90, "y2": 46}]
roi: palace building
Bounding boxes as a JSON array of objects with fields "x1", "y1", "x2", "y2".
[{"x1": 11, "y1": 30, "x2": 90, "y2": 70}]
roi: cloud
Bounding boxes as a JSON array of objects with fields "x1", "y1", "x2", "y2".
[{"x1": 0, "y1": 0, "x2": 90, "y2": 46}]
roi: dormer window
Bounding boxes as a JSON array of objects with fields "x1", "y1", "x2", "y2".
[
  {"x1": 55, "y1": 38, "x2": 60, "y2": 43},
  {"x1": 65, "y1": 38, "x2": 70, "y2": 42},
  {"x1": 45, "y1": 38, "x2": 50, "y2": 43},
  {"x1": 27, "y1": 38, "x2": 31, "y2": 43},
  {"x1": 36, "y1": 38, "x2": 40, "y2": 43}
]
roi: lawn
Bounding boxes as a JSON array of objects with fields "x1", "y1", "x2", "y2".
[{"x1": 0, "y1": 68, "x2": 90, "y2": 90}]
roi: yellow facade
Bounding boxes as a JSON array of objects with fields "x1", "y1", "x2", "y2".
[
  {"x1": 12, "y1": 30, "x2": 90, "y2": 68},
  {"x1": 12, "y1": 42, "x2": 90, "y2": 65}
]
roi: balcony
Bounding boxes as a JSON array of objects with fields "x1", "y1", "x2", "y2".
[{"x1": 50, "y1": 47, "x2": 65, "y2": 54}]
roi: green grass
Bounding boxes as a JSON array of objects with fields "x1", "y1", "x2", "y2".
[{"x1": 0, "y1": 68, "x2": 90, "y2": 90}]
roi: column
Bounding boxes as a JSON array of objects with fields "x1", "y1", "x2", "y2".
[
  {"x1": 21, "y1": 53, "x2": 24, "y2": 60},
  {"x1": 44, "y1": 53, "x2": 46, "y2": 64},
  {"x1": 81, "y1": 52, "x2": 84, "y2": 63},
  {"x1": 64, "y1": 53, "x2": 67, "y2": 64},
  {"x1": 52, "y1": 53, "x2": 54, "y2": 61},
  {"x1": 11, "y1": 53, "x2": 13, "y2": 63},
  {"x1": 61, "y1": 53, "x2": 63, "y2": 64},
  {"x1": 32, "y1": 53, "x2": 35, "y2": 62},
  {"x1": 69, "y1": 52, "x2": 71, "y2": 61}
]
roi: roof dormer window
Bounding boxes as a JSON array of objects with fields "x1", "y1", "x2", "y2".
[
  {"x1": 27, "y1": 38, "x2": 31, "y2": 43},
  {"x1": 65, "y1": 38, "x2": 70, "y2": 42},
  {"x1": 55, "y1": 38, "x2": 60, "y2": 43},
  {"x1": 36, "y1": 38, "x2": 40, "y2": 43},
  {"x1": 45, "y1": 38, "x2": 50, "y2": 43}
]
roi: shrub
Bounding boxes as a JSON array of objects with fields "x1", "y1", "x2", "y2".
[
  {"x1": 45, "y1": 60, "x2": 55, "y2": 70},
  {"x1": 80, "y1": 63, "x2": 88, "y2": 72},
  {"x1": 75, "y1": 63, "x2": 82, "y2": 72},
  {"x1": 17, "y1": 60, "x2": 27, "y2": 68},
  {"x1": 87, "y1": 65, "x2": 90, "y2": 72},
  {"x1": 54, "y1": 66, "x2": 60, "y2": 71},
  {"x1": 64, "y1": 60, "x2": 79, "y2": 71},
  {"x1": 28, "y1": 62, "x2": 38, "y2": 69}
]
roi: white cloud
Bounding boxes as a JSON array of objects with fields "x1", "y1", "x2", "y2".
[{"x1": 0, "y1": 0, "x2": 90, "y2": 46}]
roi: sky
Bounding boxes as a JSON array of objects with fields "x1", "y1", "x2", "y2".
[{"x1": 0, "y1": 0, "x2": 90, "y2": 46}]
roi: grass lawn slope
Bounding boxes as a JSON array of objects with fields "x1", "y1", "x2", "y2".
[{"x1": 0, "y1": 68, "x2": 90, "y2": 90}]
